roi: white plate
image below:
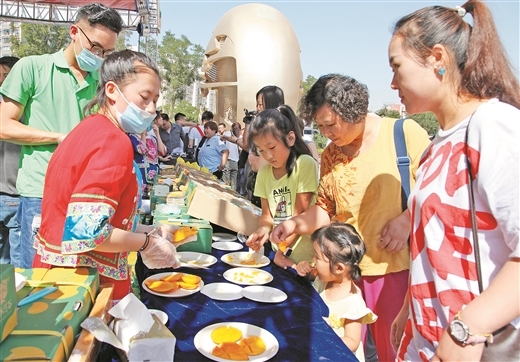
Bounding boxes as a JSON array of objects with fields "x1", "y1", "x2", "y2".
[
  {"x1": 212, "y1": 232, "x2": 237, "y2": 242},
  {"x1": 223, "y1": 267, "x2": 273, "y2": 286},
  {"x1": 177, "y1": 251, "x2": 217, "y2": 268},
  {"x1": 14, "y1": 272, "x2": 26, "y2": 291},
  {"x1": 201, "y1": 283, "x2": 243, "y2": 301},
  {"x1": 212, "y1": 241, "x2": 243, "y2": 251},
  {"x1": 142, "y1": 272, "x2": 204, "y2": 298},
  {"x1": 194, "y1": 322, "x2": 279, "y2": 362},
  {"x1": 242, "y1": 286, "x2": 287, "y2": 303},
  {"x1": 221, "y1": 252, "x2": 270, "y2": 268},
  {"x1": 149, "y1": 309, "x2": 168, "y2": 324}
]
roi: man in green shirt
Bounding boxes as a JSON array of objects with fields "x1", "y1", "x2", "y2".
[{"x1": 0, "y1": 3, "x2": 123, "y2": 268}]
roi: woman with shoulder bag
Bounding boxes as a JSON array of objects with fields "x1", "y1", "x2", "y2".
[{"x1": 388, "y1": 1, "x2": 520, "y2": 361}]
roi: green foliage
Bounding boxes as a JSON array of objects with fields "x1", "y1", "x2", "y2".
[
  {"x1": 375, "y1": 107, "x2": 401, "y2": 119},
  {"x1": 302, "y1": 75, "x2": 317, "y2": 96},
  {"x1": 157, "y1": 31, "x2": 205, "y2": 111},
  {"x1": 115, "y1": 30, "x2": 132, "y2": 51},
  {"x1": 407, "y1": 112, "x2": 439, "y2": 136},
  {"x1": 314, "y1": 132, "x2": 328, "y2": 150},
  {"x1": 11, "y1": 23, "x2": 70, "y2": 57},
  {"x1": 162, "y1": 100, "x2": 200, "y2": 123}
]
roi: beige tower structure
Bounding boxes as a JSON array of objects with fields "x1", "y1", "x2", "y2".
[{"x1": 200, "y1": 3, "x2": 303, "y2": 124}]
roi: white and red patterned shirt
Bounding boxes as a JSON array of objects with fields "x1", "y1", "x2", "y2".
[{"x1": 398, "y1": 99, "x2": 520, "y2": 361}]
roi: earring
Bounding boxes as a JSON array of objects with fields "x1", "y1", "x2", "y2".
[{"x1": 437, "y1": 67, "x2": 446, "y2": 76}]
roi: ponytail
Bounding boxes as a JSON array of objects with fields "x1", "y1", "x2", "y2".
[{"x1": 460, "y1": 1, "x2": 520, "y2": 108}]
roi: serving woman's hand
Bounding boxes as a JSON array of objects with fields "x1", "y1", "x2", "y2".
[
  {"x1": 246, "y1": 226, "x2": 270, "y2": 252},
  {"x1": 140, "y1": 232, "x2": 180, "y2": 269},
  {"x1": 378, "y1": 211, "x2": 410, "y2": 252}
]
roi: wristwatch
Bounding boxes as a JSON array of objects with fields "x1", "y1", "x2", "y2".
[{"x1": 449, "y1": 311, "x2": 493, "y2": 345}]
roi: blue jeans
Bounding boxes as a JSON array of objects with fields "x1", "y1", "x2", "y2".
[
  {"x1": 18, "y1": 196, "x2": 42, "y2": 268},
  {"x1": 0, "y1": 194, "x2": 21, "y2": 265}
]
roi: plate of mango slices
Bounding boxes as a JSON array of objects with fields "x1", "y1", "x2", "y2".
[
  {"x1": 194, "y1": 322, "x2": 278, "y2": 362},
  {"x1": 143, "y1": 272, "x2": 204, "y2": 297}
]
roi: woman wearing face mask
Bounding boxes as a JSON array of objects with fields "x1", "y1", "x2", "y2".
[{"x1": 32, "y1": 50, "x2": 187, "y2": 301}]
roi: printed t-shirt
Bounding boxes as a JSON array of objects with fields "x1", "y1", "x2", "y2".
[
  {"x1": 317, "y1": 117, "x2": 430, "y2": 276},
  {"x1": 254, "y1": 154, "x2": 318, "y2": 263},
  {"x1": 398, "y1": 99, "x2": 520, "y2": 361},
  {"x1": 0, "y1": 50, "x2": 98, "y2": 198}
]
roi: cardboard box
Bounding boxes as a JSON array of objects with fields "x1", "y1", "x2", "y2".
[
  {"x1": 68, "y1": 283, "x2": 114, "y2": 362},
  {"x1": 186, "y1": 184, "x2": 261, "y2": 235},
  {"x1": 0, "y1": 264, "x2": 17, "y2": 343},
  {"x1": 0, "y1": 268, "x2": 99, "y2": 361},
  {"x1": 81, "y1": 293, "x2": 176, "y2": 362}
]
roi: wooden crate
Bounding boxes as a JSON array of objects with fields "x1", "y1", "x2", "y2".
[{"x1": 68, "y1": 283, "x2": 114, "y2": 362}]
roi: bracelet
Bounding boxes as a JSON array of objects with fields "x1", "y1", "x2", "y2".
[
  {"x1": 139, "y1": 231, "x2": 151, "y2": 251},
  {"x1": 259, "y1": 226, "x2": 271, "y2": 233}
]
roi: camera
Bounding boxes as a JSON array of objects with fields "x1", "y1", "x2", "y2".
[{"x1": 243, "y1": 108, "x2": 257, "y2": 124}]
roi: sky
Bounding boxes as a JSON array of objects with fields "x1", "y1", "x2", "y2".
[{"x1": 146, "y1": 0, "x2": 519, "y2": 111}]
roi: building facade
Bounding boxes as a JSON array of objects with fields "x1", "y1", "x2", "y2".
[{"x1": 0, "y1": 20, "x2": 21, "y2": 57}]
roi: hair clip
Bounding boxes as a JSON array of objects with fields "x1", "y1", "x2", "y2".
[{"x1": 455, "y1": 6, "x2": 466, "y2": 17}]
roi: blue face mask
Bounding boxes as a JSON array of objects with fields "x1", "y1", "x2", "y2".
[
  {"x1": 74, "y1": 32, "x2": 104, "y2": 72},
  {"x1": 113, "y1": 84, "x2": 156, "y2": 134}
]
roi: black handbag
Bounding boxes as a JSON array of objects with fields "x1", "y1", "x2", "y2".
[{"x1": 465, "y1": 121, "x2": 520, "y2": 361}]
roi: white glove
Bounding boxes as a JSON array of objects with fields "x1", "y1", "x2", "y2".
[{"x1": 140, "y1": 232, "x2": 181, "y2": 269}]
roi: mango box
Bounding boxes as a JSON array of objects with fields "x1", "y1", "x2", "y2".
[
  {"x1": 155, "y1": 218, "x2": 213, "y2": 253},
  {"x1": 0, "y1": 267, "x2": 99, "y2": 362},
  {"x1": 186, "y1": 184, "x2": 261, "y2": 235},
  {"x1": 0, "y1": 264, "x2": 17, "y2": 343}
]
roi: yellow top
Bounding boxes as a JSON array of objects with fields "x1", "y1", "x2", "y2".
[{"x1": 316, "y1": 118, "x2": 430, "y2": 276}]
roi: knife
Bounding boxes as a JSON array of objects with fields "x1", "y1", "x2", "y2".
[{"x1": 18, "y1": 286, "x2": 58, "y2": 307}]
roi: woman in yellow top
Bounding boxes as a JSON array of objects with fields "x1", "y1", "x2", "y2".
[{"x1": 271, "y1": 74, "x2": 431, "y2": 361}]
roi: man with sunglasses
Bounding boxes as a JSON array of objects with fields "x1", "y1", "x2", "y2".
[{"x1": 0, "y1": 3, "x2": 123, "y2": 268}]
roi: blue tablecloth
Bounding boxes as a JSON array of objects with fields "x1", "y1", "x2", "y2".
[{"x1": 136, "y1": 241, "x2": 358, "y2": 361}]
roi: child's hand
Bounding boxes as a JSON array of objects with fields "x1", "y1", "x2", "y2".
[
  {"x1": 295, "y1": 261, "x2": 313, "y2": 277},
  {"x1": 246, "y1": 226, "x2": 269, "y2": 252}
]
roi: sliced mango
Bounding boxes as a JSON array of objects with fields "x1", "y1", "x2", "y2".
[
  {"x1": 178, "y1": 281, "x2": 199, "y2": 290},
  {"x1": 211, "y1": 326, "x2": 243, "y2": 344},
  {"x1": 211, "y1": 342, "x2": 248, "y2": 361},
  {"x1": 181, "y1": 274, "x2": 201, "y2": 284},
  {"x1": 173, "y1": 226, "x2": 198, "y2": 243},
  {"x1": 279, "y1": 240, "x2": 288, "y2": 253},
  {"x1": 146, "y1": 280, "x2": 177, "y2": 293},
  {"x1": 239, "y1": 336, "x2": 266, "y2": 356},
  {"x1": 161, "y1": 272, "x2": 184, "y2": 282}
]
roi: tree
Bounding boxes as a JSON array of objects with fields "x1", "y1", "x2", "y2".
[
  {"x1": 163, "y1": 100, "x2": 199, "y2": 123},
  {"x1": 10, "y1": 23, "x2": 70, "y2": 57},
  {"x1": 375, "y1": 107, "x2": 401, "y2": 119},
  {"x1": 302, "y1": 75, "x2": 317, "y2": 96},
  {"x1": 157, "y1": 32, "x2": 205, "y2": 111},
  {"x1": 115, "y1": 30, "x2": 132, "y2": 51},
  {"x1": 407, "y1": 112, "x2": 439, "y2": 136}
]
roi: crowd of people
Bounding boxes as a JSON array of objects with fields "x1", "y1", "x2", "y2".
[{"x1": 0, "y1": 1, "x2": 518, "y2": 361}]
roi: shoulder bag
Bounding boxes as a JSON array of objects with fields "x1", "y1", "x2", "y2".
[{"x1": 465, "y1": 119, "x2": 520, "y2": 361}]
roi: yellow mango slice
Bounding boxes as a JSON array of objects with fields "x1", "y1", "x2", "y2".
[
  {"x1": 239, "y1": 336, "x2": 266, "y2": 356},
  {"x1": 211, "y1": 326, "x2": 243, "y2": 344}
]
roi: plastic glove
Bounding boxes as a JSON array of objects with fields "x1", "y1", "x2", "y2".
[
  {"x1": 140, "y1": 233, "x2": 181, "y2": 269},
  {"x1": 156, "y1": 224, "x2": 198, "y2": 246}
]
